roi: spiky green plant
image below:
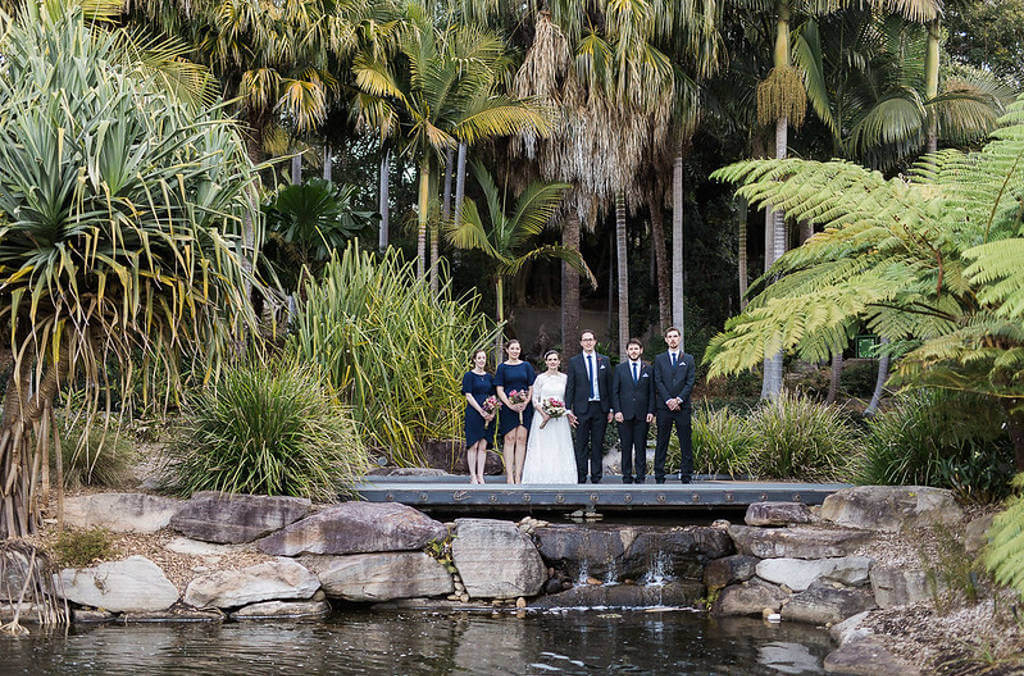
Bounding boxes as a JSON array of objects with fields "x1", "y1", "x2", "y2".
[
  {"x1": 983, "y1": 473, "x2": 1024, "y2": 599},
  {"x1": 691, "y1": 404, "x2": 758, "y2": 478},
  {"x1": 290, "y1": 241, "x2": 500, "y2": 464},
  {"x1": 708, "y1": 94, "x2": 1024, "y2": 471}
]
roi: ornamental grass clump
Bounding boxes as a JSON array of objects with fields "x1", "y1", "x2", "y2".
[
  {"x1": 690, "y1": 404, "x2": 757, "y2": 478},
  {"x1": 747, "y1": 391, "x2": 859, "y2": 481},
  {"x1": 170, "y1": 360, "x2": 370, "y2": 500}
]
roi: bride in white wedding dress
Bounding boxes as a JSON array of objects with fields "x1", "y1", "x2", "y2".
[{"x1": 522, "y1": 350, "x2": 578, "y2": 484}]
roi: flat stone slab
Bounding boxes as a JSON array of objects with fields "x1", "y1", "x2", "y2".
[
  {"x1": 302, "y1": 552, "x2": 453, "y2": 602},
  {"x1": 59, "y1": 556, "x2": 179, "y2": 613},
  {"x1": 64, "y1": 493, "x2": 183, "y2": 533},
  {"x1": 452, "y1": 519, "x2": 546, "y2": 599},
  {"x1": 171, "y1": 492, "x2": 310, "y2": 544},
  {"x1": 711, "y1": 578, "x2": 790, "y2": 617},
  {"x1": 820, "y1": 486, "x2": 963, "y2": 533},
  {"x1": 121, "y1": 609, "x2": 225, "y2": 623},
  {"x1": 870, "y1": 564, "x2": 933, "y2": 609},
  {"x1": 756, "y1": 556, "x2": 872, "y2": 591},
  {"x1": 729, "y1": 525, "x2": 871, "y2": 559},
  {"x1": 184, "y1": 558, "x2": 320, "y2": 609},
  {"x1": 824, "y1": 636, "x2": 920, "y2": 675},
  {"x1": 259, "y1": 502, "x2": 447, "y2": 556},
  {"x1": 745, "y1": 502, "x2": 815, "y2": 527},
  {"x1": 164, "y1": 537, "x2": 246, "y2": 559},
  {"x1": 530, "y1": 581, "x2": 704, "y2": 608},
  {"x1": 781, "y1": 581, "x2": 876, "y2": 625},
  {"x1": 230, "y1": 600, "x2": 331, "y2": 620}
]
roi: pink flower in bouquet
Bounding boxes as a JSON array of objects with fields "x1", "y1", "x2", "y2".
[
  {"x1": 539, "y1": 397, "x2": 565, "y2": 429},
  {"x1": 506, "y1": 389, "x2": 529, "y2": 425},
  {"x1": 481, "y1": 395, "x2": 500, "y2": 415}
]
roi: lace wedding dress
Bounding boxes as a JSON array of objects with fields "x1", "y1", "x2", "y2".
[{"x1": 521, "y1": 372, "x2": 577, "y2": 484}]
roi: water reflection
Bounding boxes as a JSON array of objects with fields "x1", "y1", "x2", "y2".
[{"x1": 1, "y1": 610, "x2": 834, "y2": 675}]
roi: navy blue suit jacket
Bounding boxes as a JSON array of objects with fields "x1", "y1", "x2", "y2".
[
  {"x1": 653, "y1": 351, "x2": 696, "y2": 411},
  {"x1": 611, "y1": 360, "x2": 655, "y2": 420},
  {"x1": 565, "y1": 351, "x2": 612, "y2": 415}
]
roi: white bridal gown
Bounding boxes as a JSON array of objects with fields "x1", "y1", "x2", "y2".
[{"x1": 521, "y1": 372, "x2": 577, "y2": 484}]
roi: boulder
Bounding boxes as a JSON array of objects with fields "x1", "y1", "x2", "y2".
[
  {"x1": 72, "y1": 608, "x2": 116, "y2": 623},
  {"x1": 829, "y1": 610, "x2": 873, "y2": 646},
  {"x1": 711, "y1": 578, "x2": 790, "y2": 617},
  {"x1": 302, "y1": 552, "x2": 453, "y2": 602},
  {"x1": 745, "y1": 502, "x2": 815, "y2": 527},
  {"x1": 781, "y1": 580, "x2": 876, "y2": 625},
  {"x1": 258, "y1": 502, "x2": 447, "y2": 557},
  {"x1": 183, "y1": 558, "x2": 320, "y2": 609},
  {"x1": 823, "y1": 636, "x2": 920, "y2": 675},
  {"x1": 529, "y1": 581, "x2": 704, "y2": 608},
  {"x1": 755, "y1": 557, "x2": 872, "y2": 591},
  {"x1": 452, "y1": 519, "x2": 546, "y2": 599},
  {"x1": 1, "y1": 549, "x2": 30, "y2": 600},
  {"x1": 869, "y1": 564, "x2": 933, "y2": 609},
  {"x1": 819, "y1": 486, "x2": 963, "y2": 533},
  {"x1": 728, "y1": 525, "x2": 871, "y2": 559},
  {"x1": 164, "y1": 537, "x2": 245, "y2": 559},
  {"x1": 533, "y1": 525, "x2": 632, "y2": 578},
  {"x1": 59, "y1": 556, "x2": 179, "y2": 613},
  {"x1": 121, "y1": 609, "x2": 224, "y2": 623},
  {"x1": 170, "y1": 492, "x2": 310, "y2": 544},
  {"x1": 64, "y1": 493, "x2": 183, "y2": 534},
  {"x1": 704, "y1": 555, "x2": 758, "y2": 590},
  {"x1": 230, "y1": 599, "x2": 331, "y2": 620},
  {"x1": 964, "y1": 514, "x2": 995, "y2": 556}
]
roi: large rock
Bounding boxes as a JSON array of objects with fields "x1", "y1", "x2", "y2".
[
  {"x1": 728, "y1": 525, "x2": 871, "y2": 559},
  {"x1": 170, "y1": 492, "x2": 310, "y2": 544},
  {"x1": 183, "y1": 558, "x2": 320, "y2": 609},
  {"x1": 781, "y1": 580, "x2": 876, "y2": 625},
  {"x1": 530, "y1": 581, "x2": 704, "y2": 608},
  {"x1": 302, "y1": 552, "x2": 453, "y2": 601},
  {"x1": 259, "y1": 502, "x2": 447, "y2": 556},
  {"x1": 230, "y1": 599, "x2": 331, "y2": 620},
  {"x1": 164, "y1": 537, "x2": 244, "y2": 559},
  {"x1": 964, "y1": 514, "x2": 995, "y2": 556},
  {"x1": 711, "y1": 578, "x2": 790, "y2": 617},
  {"x1": 704, "y1": 555, "x2": 758, "y2": 590},
  {"x1": 824, "y1": 637, "x2": 921, "y2": 675},
  {"x1": 1, "y1": 549, "x2": 30, "y2": 600},
  {"x1": 745, "y1": 502, "x2": 815, "y2": 527},
  {"x1": 869, "y1": 564, "x2": 933, "y2": 609},
  {"x1": 452, "y1": 519, "x2": 545, "y2": 599},
  {"x1": 829, "y1": 610, "x2": 872, "y2": 646},
  {"x1": 755, "y1": 556, "x2": 872, "y2": 591},
  {"x1": 820, "y1": 486, "x2": 963, "y2": 533},
  {"x1": 59, "y1": 556, "x2": 179, "y2": 613},
  {"x1": 64, "y1": 493, "x2": 183, "y2": 534}
]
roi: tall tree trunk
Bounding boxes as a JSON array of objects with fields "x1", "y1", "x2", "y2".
[
  {"x1": 826, "y1": 352, "x2": 842, "y2": 404},
  {"x1": 453, "y1": 142, "x2": 467, "y2": 227},
  {"x1": 738, "y1": 197, "x2": 749, "y2": 311},
  {"x1": 865, "y1": 337, "x2": 890, "y2": 416},
  {"x1": 291, "y1": 154, "x2": 302, "y2": 185},
  {"x1": 672, "y1": 145, "x2": 685, "y2": 348},
  {"x1": 649, "y1": 192, "x2": 671, "y2": 333},
  {"x1": 417, "y1": 157, "x2": 430, "y2": 279},
  {"x1": 323, "y1": 145, "x2": 332, "y2": 182},
  {"x1": 763, "y1": 115, "x2": 789, "y2": 400},
  {"x1": 799, "y1": 220, "x2": 813, "y2": 244},
  {"x1": 561, "y1": 210, "x2": 581, "y2": 357},
  {"x1": 495, "y1": 278, "x2": 505, "y2": 364},
  {"x1": 378, "y1": 147, "x2": 390, "y2": 253},
  {"x1": 434, "y1": 148, "x2": 455, "y2": 295},
  {"x1": 925, "y1": 18, "x2": 941, "y2": 155},
  {"x1": 615, "y1": 192, "x2": 629, "y2": 360}
]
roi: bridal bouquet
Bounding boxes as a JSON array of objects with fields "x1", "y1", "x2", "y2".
[
  {"x1": 506, "y1": 389, "x2": 529, "y2": 425},
  {"x1": 539, "y1": 397, "x2": 566, "y2": 429},
  {"x1": 481, "y1": 395, "x2": 500, "y2": 415}
]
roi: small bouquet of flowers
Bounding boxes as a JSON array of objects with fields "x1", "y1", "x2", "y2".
[
  {"x1": 481, "y1": 395, "x2": 500, "y2": 416},
  {"x1": 539, "y1": 397, "x2": 566, "y2": 429},
  {"x1": 506, "y1": 389, "x2": 529, "y2": 425}
]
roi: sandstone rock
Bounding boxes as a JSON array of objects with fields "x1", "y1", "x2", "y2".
[
  {"x1": 781, "y1": 581, "x2": 876, "y2": 625},
  {"x1": 170, "y1": 492, "x2": 310, "y2": 544},
  {"x1": 230, "y1": 599, "x2": 331, "y2": 620},
  {"x1": 259, "y1": 502, "x2": 447, "y2": 556},
  {"x1": 870, "y1": 564, "x2": 933, "y2": 609},
  {"x1": 728, "y1": 525, "x2": 871, "y2": 559},
  {"x1": 756, "y1": 557, "x2": 872, "y2": 591},
  {"x1": 72, "y1": 608, "x2": 116, "y2": 623},
  {"x1": 164, "y1": 537, "x2": 245, "y2": 558},
  {"x1": 711, "y1": 578, "x2": 790, "y2": 617},
  {"x1": 184, "y1": 558, "x2": 319, "y2": 609},
  {"x1": 529, "y1": 581, "x2": 704, "y2": 608},
  {"x1": 820, "y1": 486, "x2": 963, "y2": 533},
  {"x1": 59, "y1": 556, "x2": 179, "y2": 613},
  {"x1": 64, "y1": 493, "x2": 183, "y2": 534},
  {"x1": 302, "y1": 552, "x2": 453, "y2": 602},
  {"x1": 0, "y1": 602, "x2": 47, "y2": 623},
  {"x1": 121, "y1": 609, "x2": 224, "y2": 623},
  {"x1": 745, "y1": 502, "x2": 815, "y2": 527},
  {"x1": 829, "y1": 610, "x2": 872, "y2": 646},
  {"x1": 703, "y1": 555, "x2": 758, "y2": 590},
  {"x1": 964, "y1": 514, "x2": 995, "y2": 556},
  {"x1": 452, "y1": 519, "x2": 545, "y2": 599},
  {"x1": 1, "y1": 549, "x2": 30, "y2": 600},
  {"x1": 823, "y1": 636, "x2": 920, "y2": 675}
]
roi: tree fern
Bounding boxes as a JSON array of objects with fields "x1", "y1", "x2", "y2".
[{"x1": 983, "y1": 473, "x2": 1024, "y2": 598}]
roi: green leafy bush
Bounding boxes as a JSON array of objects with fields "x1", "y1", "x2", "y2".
[
  {"x1": 858, "y1": 389, "x2": 1015, "y2": 502},
  {"x1": 290, "y1": 242, "x2": 500, "y2": 465},
  {"x1": 747, "y1": 392, "x2": 860, "y2": 481},
  {"x1": 170, "y1": 359, "x2": 370, "y2": 500},
  {"x1": 53, "y1": 528, "x2": 114, "y2": 568},
  {"x1": 983, "y1": 473, "x2": 1024, "y2": 599},
  {"x1": 690, "y1": 405, "x2": 757, "y2": 477}
]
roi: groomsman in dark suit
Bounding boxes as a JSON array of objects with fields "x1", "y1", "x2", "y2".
[
  {"x1": 611, "y1": 338, "x2": 655, "y2": 484},
  {"x1": 653, "y1": 327, "x2": 697, "y2": 483},
  {"x1": 565, "y1": 329, "x2": 613, "y2": 483}
]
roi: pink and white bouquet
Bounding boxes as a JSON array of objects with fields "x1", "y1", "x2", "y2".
[
  {"x1": 506, "y1": 389, "x2": 529, "y2": 425},
  {"x1": 539, "y1": 397, "x2": 566, "y2": 429},
  {"x1": 481, "y1": 395, "x2": 500, "y2": 416}
]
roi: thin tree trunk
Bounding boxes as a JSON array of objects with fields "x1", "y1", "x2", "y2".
[
  {"x1": 1003, "y1": 401, "x2": 1024, "y2": 471},
  {"x1": 826, "y1": 352, "x2": 842, "y2": 404},
  {"x1": 615, "y1": 192, "x2": 629, "y2": 360},
  {"x1": 649, "y1": 193, "x2": 671, "y2": 334},
  {"x1": 865, "y1": 337, "x2": 890, "y2": 416},
  {"x1": 561, "y1": 210, "x2": 581, "y2": 357},
  {"x1": 434, "y1": 148, "x2": 455, "y2": 295},
  {"x1": 799, "y1": 220, "x2": 813, "y2": 244},
  {"x1": 291, "y1": 154, "x2": 302, "y2": 185},
  {"x1": 495, "y1": 278, "x2": 505, "y2": 364},
  {"x1": 738, "y1": 197, "x2": 749, "y2": 311},
  {"x1": 378, "y1": 147, "x2": 390, "y2": 253},
  {"x1": 417, "y1": 157, "x2": 430, "y2": 279},
  {"x1": 672, "y1": 146, "x2": 685, "y2": 347},
  {"x1": 925, "y1": 19, "x2": 940, "y2": 155},
  {"x1": 453, "y1": 143, "x2": 467, "y2": 227},
  {"x1": 763, "y1": 115, "x2": 789, "y2": 400},
  {"x1": 323, "y1": 145, "x2": 332, "y2": 182}
]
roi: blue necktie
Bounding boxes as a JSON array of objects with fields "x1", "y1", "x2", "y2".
[
  {"x1": 632, "y1": 362, "x2": 638, "y2": 384},
  {"x1": 670, "y1": 353, "x2": 677, "y2": 368},
  {"x1": 588, "y1": 354, "x2": 597, "y2": 399}
]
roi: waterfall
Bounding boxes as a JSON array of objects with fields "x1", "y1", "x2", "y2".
[{"x1": 639, "y1": 550, "x2": 672, "y2": 587}]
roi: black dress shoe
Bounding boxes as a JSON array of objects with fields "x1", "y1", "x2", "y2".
[
  {"x1": 591, "y1": 477, "x2": 602, "y2": 484},
  {"x1": 679, "y1": 475, "x2": 691, "y2": 484},
  {"x1": 636, "y1": 476, "x2": 646, "y2": 484},
  {"x1": 655, "y1": 477, "x2": 665, "y2": 484},
  {"x1": 622, "y1": 477, "x2": 633, "y2": 484}
]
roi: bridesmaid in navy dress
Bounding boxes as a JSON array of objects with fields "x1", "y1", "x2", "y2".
[
  {"x1": 495, "y1": 339, "x2": 535, "y2": 484},
  {"x1": 461, "y1": 349, "x2": 496, "y2": 484}
]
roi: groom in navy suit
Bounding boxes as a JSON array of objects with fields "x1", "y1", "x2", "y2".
[
  {"x1": 611, "y1": 338, "x2": 655, "y2": 484},
  {"x1": 565, "y1": 329, "x2": 613, "y2": 483},
  {"x1": 653, "y1": 327, "x2": 696, "y2": 483}
]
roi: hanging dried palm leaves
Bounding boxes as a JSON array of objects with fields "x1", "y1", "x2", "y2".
[{"x1": 757, "y1": 65, "x2": 807, "y2": 128}]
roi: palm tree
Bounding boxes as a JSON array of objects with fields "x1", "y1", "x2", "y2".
[
  {"x1": 447, "y1": 162, "x2": 596, "y2": 352},
  {"x1": 354, "y1": 2, "x2": 551, "y2": 281}
]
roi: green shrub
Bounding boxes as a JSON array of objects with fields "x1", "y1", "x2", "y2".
[
  {"x1": 290, "y1": 242, "x2": 500, "y2": 465},
  {"x1": 169, "y1": 359, "x2": 371, "y2": 500},
  {"x1": 53, "y1": 528, "x2": 114, "y2": 568},
  {"x1": 56, "y1": 418, "x2": 136, "y2": 489},
  {"x1": 858, "y1": 389, "x2": 1015, "y2": 502},
  {"x1": 747, "y1": 392, "x2": 860, "y2": 481},
  {"x1": 689, "y1": 404, "x2": 757, "y2": 477},
  {"x1": 983, "y1": 473, "x2": 1024, "y2": 599}
]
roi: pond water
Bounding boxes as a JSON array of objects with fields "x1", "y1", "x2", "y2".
[{"x1": 2, "y1": 609, "x2": 834, "y2": 675}]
